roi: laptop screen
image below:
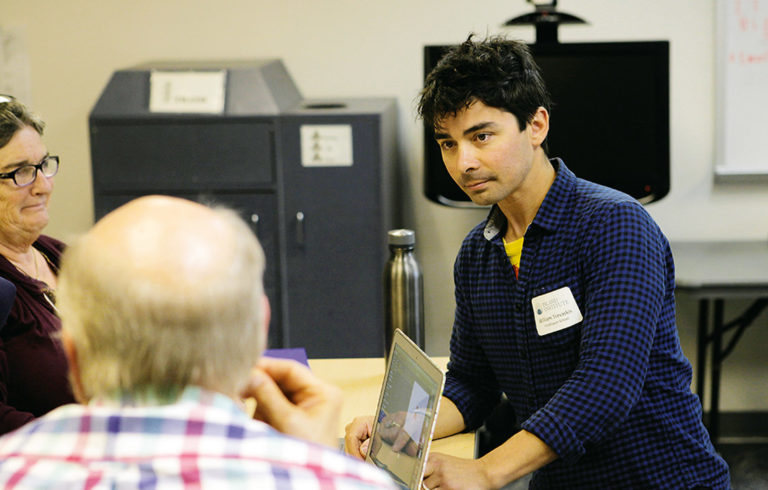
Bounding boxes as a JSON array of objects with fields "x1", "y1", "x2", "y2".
[{"x1": 367, "y1": 333, "x2": 444, "y2": 489}]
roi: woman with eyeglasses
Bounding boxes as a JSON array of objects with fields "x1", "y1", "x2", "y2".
[{"x1": 0, "y1": 96, "x2": 75, "y2": 434}]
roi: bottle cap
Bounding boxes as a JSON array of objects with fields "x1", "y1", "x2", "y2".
[{"x1": 388, "y1": 229, "x2": 415, "y2": 246}]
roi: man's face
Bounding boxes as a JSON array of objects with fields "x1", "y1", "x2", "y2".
[{"x1": 433, "y1": 101, "x2": 542, "y2": 207}]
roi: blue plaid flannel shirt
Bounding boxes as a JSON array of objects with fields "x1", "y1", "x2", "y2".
[{"x1": 444, "y1": 159, "x2": 730, "y2": 489}]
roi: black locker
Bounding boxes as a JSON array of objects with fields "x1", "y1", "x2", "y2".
[{"x1": 89, "y1": 60, "x2": 398, "y2": 357}]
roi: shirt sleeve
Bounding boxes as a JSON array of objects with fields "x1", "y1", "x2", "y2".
[
  {"x1": 443, "y1": 241, "x2": 503, "y2": 431},
  {"x1": 521, "y1": 200, "x2": 670, "y2": 463}
]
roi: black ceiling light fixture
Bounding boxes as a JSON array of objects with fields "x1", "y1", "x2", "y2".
[{"x1": 504, "y1": 0, "x2": 588, "y2": 44}]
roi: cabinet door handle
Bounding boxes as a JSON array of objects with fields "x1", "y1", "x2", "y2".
[
  {"x1": 296, "y1": 211, "x2": 305, "y2": 245},
  {"x1": 250, "y1": 213, "x2": 260, "y2": 236}
]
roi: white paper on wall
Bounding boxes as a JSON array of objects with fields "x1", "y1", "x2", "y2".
[{"x1": 0, "y1": 26, "x2": 32, "y2": 104}]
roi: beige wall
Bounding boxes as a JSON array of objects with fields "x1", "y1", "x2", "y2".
[{"x1": 4, "y1": 0, "x2": 767, "y2": 410}]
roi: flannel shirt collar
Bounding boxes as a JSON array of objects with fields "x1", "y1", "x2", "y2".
[
  {"x1": 482, "y1": 158, "x2": 576, "y2": 241},
  {"x1": 89, "y1": 385, "x2": 245, "y2": 414}
]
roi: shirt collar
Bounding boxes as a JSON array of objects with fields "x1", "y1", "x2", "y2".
[
  {"x1": 483, "y1": 158, "x2": 576, "y2": 241},
  {"x1": 483, "y1": 205, "x2": 507, "y2": 241},
  {"x1": 89, "y1": 385, "x2": 241, "y2": 412}
]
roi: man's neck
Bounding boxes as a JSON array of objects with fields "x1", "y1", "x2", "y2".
[{"x1": 497, "y1": 154, "x2": 556, "y2": 242}]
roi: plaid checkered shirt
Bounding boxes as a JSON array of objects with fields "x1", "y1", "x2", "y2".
[
  {"x1": 444, "y1": 159, "x2": 730, "y2": 489},
  {"x1": 0, "y1": 386, "x2": 395, "y2": 489}
]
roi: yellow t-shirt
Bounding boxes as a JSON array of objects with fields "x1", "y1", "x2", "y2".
[{"x1": 503, "y1": 236, "x2": 524, "y2": 278}]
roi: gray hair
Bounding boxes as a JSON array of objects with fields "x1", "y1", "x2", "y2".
[
  {"x1": 57, "y1": 205, "x2": 267, "y2": 402},
  {"x1": 0, "y1": 98, "x2": 45, "y2": 148}
]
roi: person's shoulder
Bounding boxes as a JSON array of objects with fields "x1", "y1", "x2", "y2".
[
  {"x1": 226, "y1": 413, "x2": 394, "y2": 488},
  {"x1": 314, "y1": 446, "x2": 396, "y2": 488},
  {"x1": 0, "y1": 403, "x2": 81, "y2": 451},
  {"x1": 554, "y1": 160, "x2": 637, "y2": 208},
  {"x1": 572, "y1": 176, "x2": 637, "y2": 209},
  {"x1": 551, "y1": 169, "x2": 666, "y2": 250},
  {"x1": 566, "y1": 188, "x2": 670, "y2": 267},
  {"x1": 546, "y1": 160, "x2": 647, "y2": 227},
  {"x1": 258, "y1": 432, "x2": 395, "y2": 488},
  {"x1": 568, "y1": 176, "x2": 656, "y2": 227}
]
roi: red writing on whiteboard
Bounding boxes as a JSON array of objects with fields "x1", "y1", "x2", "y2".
[
  {"x1": 729, "y1": 50, "x2": 768, "y2": 64},
  {"x1": 733, "y1": 0, "x2": 768, "y2": 39}
]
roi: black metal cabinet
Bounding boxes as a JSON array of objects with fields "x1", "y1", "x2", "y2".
[
  {"x1": 89, "y1": 61, "x2": 398, "y2": 357},
  {"x1": 279, "y1": 103, "x2": 397, "y2": 357}
]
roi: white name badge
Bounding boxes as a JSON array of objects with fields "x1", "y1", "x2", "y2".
[{"x1": 531, "y1": 286, "x2": 583, "y2": 336}]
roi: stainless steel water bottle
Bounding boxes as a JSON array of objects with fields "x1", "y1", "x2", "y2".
[{"x1": 384, "y1": 229, "x2": 424, "y2": 354}]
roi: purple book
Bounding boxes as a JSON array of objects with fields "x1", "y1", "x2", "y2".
[{"x1": 263, "y1": 348, "x2": 309, "y2": 367}]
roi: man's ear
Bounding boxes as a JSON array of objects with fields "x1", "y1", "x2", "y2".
[
  {"x1": 61, "y1": 330, "x2": 86, "y2": 403},
  {"x1": 528, "y1": 107, "x2": 550, "y2": 148},
  {"x1": 262, "y1": 294, "x2": 271, "y2": 345}
]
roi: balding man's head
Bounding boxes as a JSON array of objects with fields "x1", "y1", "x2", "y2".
[
  {"x1": 84, "y1": 196, "x2": 240, "y2": 291},
  {"x1": 58, "y1": 196, "x2": 267, "y2": 402}
]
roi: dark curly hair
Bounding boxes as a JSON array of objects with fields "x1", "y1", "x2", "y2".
[
  {"x1": 418, "y1": 35, "x2": 551, "y2": 132},
  {"x1": 0, "y1": 97, "x2": 45, "y2": 149}
]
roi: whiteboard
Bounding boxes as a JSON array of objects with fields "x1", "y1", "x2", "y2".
[{"x1": 716, "y1": 0, "x2": 768, "y2": 180}]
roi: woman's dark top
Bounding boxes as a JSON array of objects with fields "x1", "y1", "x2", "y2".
[{"x1": 0, "y1": 235, "x2": 75, "y2": 434}]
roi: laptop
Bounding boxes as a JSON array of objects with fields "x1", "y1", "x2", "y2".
[{"x1": 366, "y1": 329, "x2": 446, "y2": 490}]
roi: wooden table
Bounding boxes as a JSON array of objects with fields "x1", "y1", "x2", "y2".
[{"x1": 309, "y1": 356, "x2": 475, "y2": 458}]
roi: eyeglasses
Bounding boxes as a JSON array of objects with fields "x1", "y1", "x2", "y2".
[{"x1": 0, "y1": 156, "x2": 59, "y2": 187}]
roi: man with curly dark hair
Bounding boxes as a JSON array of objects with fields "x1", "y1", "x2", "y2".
[{"x1": 347, "y1": 35, "x2": 730, "y2": 489}]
